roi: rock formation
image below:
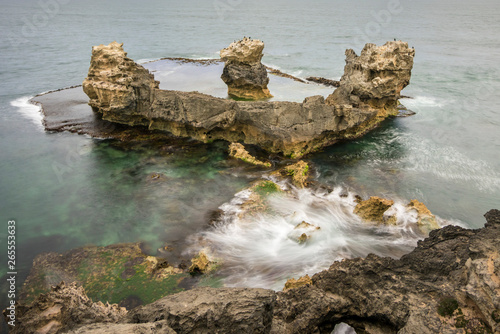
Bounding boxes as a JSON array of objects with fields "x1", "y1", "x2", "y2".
[
  {"x1": 7, "y1": 282, "x2": 127, "y2": 334},
  {"x1": 228, "y1": 142, "x2": 272, "y2": 167},
  {"x1": 326, "y1": 41, "x2": 415, "y2": 115},
  {"x1": 82, "y1": 41, "x2": 414, "y2": 158},
  {"x1": 354, "y1": 196, "x2": 396, "y2": 224},
  {"x1": 82, "y1": 42, "x2": 159, "y2": 124},
  {"x1": 220, "y1": 37, "x2": 272, "y2": 100},
  {"x1": 6, "y1": 210, "x2": 500, "y2": 333}
]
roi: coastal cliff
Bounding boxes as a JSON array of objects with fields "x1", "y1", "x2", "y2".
[
  {"x1": 82, "y1": 41, "x2": 414, "y2": 158},
  {"x1": 6, "y1": 210, "x2": 500, "y2": 333}
]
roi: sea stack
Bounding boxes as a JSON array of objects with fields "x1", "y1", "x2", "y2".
[
  {"x1": 220, "y1": 37, "x2": 273, "y2": 100},
  {"x1": 326, "y1": 41, "x2": 415, "y2": 115}
]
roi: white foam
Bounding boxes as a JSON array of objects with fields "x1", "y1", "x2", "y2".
[
  {"x1": 403, "y1": 95, "x2": 447, "y2": 109},
  {"x1": 10, "y1": 96, "x2": 44, "y2": 130},
  {"x1": 187, "y1": 184, "x2": 456, "y2": 290}
]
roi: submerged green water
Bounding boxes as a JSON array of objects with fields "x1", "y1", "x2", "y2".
[{"x1": 1, "y1": 0, "x2": 500, "y2": 317}]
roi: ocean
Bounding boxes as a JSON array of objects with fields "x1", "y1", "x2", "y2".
[{"x1": 1, "y1": 0, "x2": 500, "y2": 320}]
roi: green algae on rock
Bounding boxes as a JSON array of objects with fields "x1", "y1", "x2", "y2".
[{"x1": 19, "y1": 243, "x2": 188, "y2": 309}]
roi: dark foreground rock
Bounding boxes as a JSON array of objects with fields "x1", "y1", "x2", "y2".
[
  {"x1": 81, "y1": 41, "x2": 414, "y2": 158},
  {"x1": 8, "y1": 211, "x2": 498, "y2": 333}
]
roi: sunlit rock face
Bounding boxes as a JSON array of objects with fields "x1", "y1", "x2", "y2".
[
  {"x1": 220, "y1": 37, "x2": 273, "y2": 100},
  {"x1": 82, "y1": 41, "x2": 414, "y2": 158}
]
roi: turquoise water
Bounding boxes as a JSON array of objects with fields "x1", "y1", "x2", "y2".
[{"x1": 1, "y1": 0, "x2": 500, "y2": 316}]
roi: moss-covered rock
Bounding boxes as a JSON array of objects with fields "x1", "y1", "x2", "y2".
[
  {"x1": 353, "y1": 196, "x2": 395, "y2": 224},
  {"x1": 283, "y1": 160, "x2": 310, "y2": 187},
  {"x1": 19, "y1": 243, "x2": 188, "y2": 308}
]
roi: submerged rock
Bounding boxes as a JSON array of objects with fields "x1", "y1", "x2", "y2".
[
  {"x1": 288, "y1": 221, "x2": 321, "y2": 244},
  {"x1": 228, "y1": 142, "x2": 271, "y2": 167},
  {"x1": 82, "y1": 41, "x2": 415, "y2": 158},
  {"x1": 18, "y1": 243, "x2": 187, "y2": 309},
  {"x1": 8, "y1": 210, "x2": 500, "y2": 333},
  {"x1": 220, "y1": 37, "x2": 272, "y2": 100}
]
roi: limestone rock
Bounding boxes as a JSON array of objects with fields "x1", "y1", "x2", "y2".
[
  {"x1": 188, "y1": 250, "x2": 214, "y2": 274},
  {"x1": 220, "y1": 37, "x2": 272, "y2": 100},
  {"x1": 65, "y1": 321, "x2": 176, "y2": 334},
  {"x1": 82, "y1": 41, "x2": 414, "y2": 158},
  {"x1": 128, "y1": 287, "x2": 276, "y2": 334},
  {"x1": 327, "y1": 41, "x2": 415, "y2": 115},
  {"x1": 5, "y1": 282, "x2": 127, "y2": 334},
  {"x1": 228, "y1": 142, "x2": 271, "y2": 167},
  {"x1": 353, "y1": 196, "x2": 395, "y2": 224},
  {"x1": 6, "y1": 210, "x2": 500, "y2": 334},
  {"x1": 283, "y1": 274, "x2": 313, "y2": 291},
  {"x1": 272, "y1": 209, "x2": 500, "y2": 333},
  {"x1": 82, "y1": 42, "x2": 159, "y2": 121},
  {"x1": 407, "y1": 199, "x2": 440, "y2": 233},
  {"x1": 283, "y1": 160, "x2": 310, "y2": 188}
]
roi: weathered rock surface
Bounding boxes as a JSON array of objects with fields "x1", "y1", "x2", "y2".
[
  {"x1": 283, "y1": 275, "x2": 313, "y2": 291},
  {"x1": 82, "y1": 42, "x2": 159, "y2": 122},
  {"x1": 407, "y1": 199, "x2": 440, "y2": 233},
  {"x1": 6, "y1": 282, "x2": 127, "y2": 334},
  {"x1": 272, "y1": 209, "x2": 500, "y2": 333},
  {"x1": 82, "y1": 41, "x2": 415, "y2": 158},
  {"x1": 220, "y1": 37, "x2": 272, "y2": 100},
  {"x1": 326, "y1": 41, "x2": 415, "y2": 116},
  {"x1": 228, "y1": 142, "x2": 272, "y2": 167},
  {"x1": 128, "y1": 287, "x2": 276, "y2": 333},
  {"x1": 6, "y1": 210, "x2": 500, "y2": 333},
  {"x1": 354, "y1": 196, "x2": 395, "y2": 224},
  {"x1": 283, "y1": 160, "x2": 310, "y2": 187}
]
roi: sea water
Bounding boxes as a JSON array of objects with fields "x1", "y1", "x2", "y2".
[{"x1": 1, "y1": 0, "x2": 500, "y2": 316}]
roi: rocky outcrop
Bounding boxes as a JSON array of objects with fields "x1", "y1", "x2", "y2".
[
  {"x1": 326, "y1": 41, "x2": 415, "y2": 116},
  {"x1": 354, "y1": 196, "x2": 395, "y2": 224},
  {"x1": 272, "y1": 209, "x2": 500, "y2": 333},
  {"x1": 128, "y1": 287, "x2": 276, "y2": 333},
  {"x1": 82, "y1": 42, "x2": 159, "y2": 123},
  {"x1": 283, "y1": 160, "x2": 310, "y2": 188},
  {"x1": 6, "y1": 210, "x2": 500, "y2": 334},
  {"x1": 407, "y1": 199, "x2": 440, "y2": 233},
  {"x1": 283, "y1": 275, "x2": 313, "y2": 291},
  {"x1": 6, "y1": 282, "x2": 127, "y2": 334},
  {"x1": 82, "y1": 41, "x2": 415, "y2": 158},
  {"x1": 220, "y1": 37, "x2": 272, "y2": 100},
  {"x1": 188, "y1": 250, "x2": 216, "y2": 275},
  {"x1": 228, "y1": 142, "x2": 272, "y2": 167}
]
